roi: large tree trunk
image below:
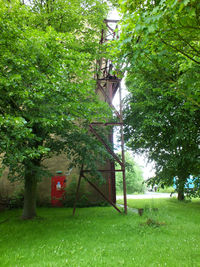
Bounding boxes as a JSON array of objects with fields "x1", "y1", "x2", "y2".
[
  {"x1": 178, "y1": 189, "x2": 185, "y2": 201},
  {"x1": 22, "y1": 168, "x2": 38, "y2": 219},
  {"x1": 177, "y1": 178, "x2": 185, "y2": 201},
  {"x1": 21, "y1": 125, "x2": 43, "y2": 219}
]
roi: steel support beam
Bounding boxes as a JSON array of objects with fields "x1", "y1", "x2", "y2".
[{"x1": 82, "y1": 174, "x2": 122, "y2": 214}]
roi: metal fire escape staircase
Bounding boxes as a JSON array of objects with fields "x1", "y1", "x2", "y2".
[{"x1": 73, "y1": 19, "x2": 127, "y2": 215}]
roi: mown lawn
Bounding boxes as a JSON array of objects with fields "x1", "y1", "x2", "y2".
[{"x1": 0, "y1": 198, "x2": 200, "y2": 267}]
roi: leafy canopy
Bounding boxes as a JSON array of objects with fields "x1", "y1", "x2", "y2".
[
  {"x1": 114, "y1": 0, "x2": 200, "y2": 110},
  {"x1": 110, "y1": 0, "x2": 200, "y2": 198},
  {"x1": 0, "y1": 0, "x2": 112, "y2": 180}
]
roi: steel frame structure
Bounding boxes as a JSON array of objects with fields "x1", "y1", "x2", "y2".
[{"x1": 73, "y1": 19, "x2": 127, "y2": 215}]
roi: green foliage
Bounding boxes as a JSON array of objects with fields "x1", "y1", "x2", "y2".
[
  {"x1": 63, "y1": 178, "x2": 109, "y2": 207},
  {"x1": 111, "y1": 0, "x2": 200, "y2": 199},
  {"x1": 0, "y1": 0, "x2": 114, "y2": 218},
  {"x1": 123, "y1": 71, "x2": 200, "y2": 198},
  {"x1": 116, "y1": 152, "x2": 145, "y2": 194},
  {"x1": 115, "y1": 0, "x2": 200, "y2": 110},
  {"x1": 0, "y1": 189, "x2": 24, "y2": 209},
  {"x1": 157, "y1": 186, "x2": 175, "y2": 194},
  {"x1": 0, "y1": 0, "x2": 112, "y2": 177},
  {"x1": 63, "y1": 178, "x2": 90, "y2": 208}
]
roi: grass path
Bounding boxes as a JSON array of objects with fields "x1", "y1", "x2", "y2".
[{"x1": 0, "y1": 198, "x2": 200, "y2": 267}]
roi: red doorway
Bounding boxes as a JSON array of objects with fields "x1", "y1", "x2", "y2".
[{"x1": 51, "y1": 175, "x2": 66, "y2": 207}]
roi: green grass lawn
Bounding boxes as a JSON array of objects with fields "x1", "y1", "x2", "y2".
[{"x1": 0, "y1": 198, "x2": 200, "y2": 267}]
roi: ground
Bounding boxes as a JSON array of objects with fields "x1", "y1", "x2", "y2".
[
  {"x1": 0, "y1": 198, "x2": 200, "y2": 266},
  {"x1": 117, "y1": 192, "x2": 177, "y2": 200}
]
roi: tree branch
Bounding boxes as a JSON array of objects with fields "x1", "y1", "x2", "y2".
[{"x1": 160, "y1": 38, "x2": 200, "y2": 65}]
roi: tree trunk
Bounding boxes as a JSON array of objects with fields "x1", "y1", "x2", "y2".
[
  {"x1": 177, "y1": 178, "x2": 185, "y2": 201},
  {"x1": 22, "y1": 171, "x2": 37, "y2": 219},
  {"x1": 178, "y1": 190, "x2": 185, "y2": 201}
]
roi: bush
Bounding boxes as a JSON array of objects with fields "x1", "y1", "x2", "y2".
[
  {"x1": 0, "y1": 190, "x2": 24, "y2": 209},
  {"x1": 62, "y1": 178, "x2": 109, "y2": 208}
]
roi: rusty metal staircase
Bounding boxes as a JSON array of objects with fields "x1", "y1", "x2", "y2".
[{"x1": 73, "y1": 19, "x2": 127, "y2": 215}]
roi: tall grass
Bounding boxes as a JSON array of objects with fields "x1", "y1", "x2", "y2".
[{"x1": 0, "y1": 198, "x2": 200, "y2": 266}]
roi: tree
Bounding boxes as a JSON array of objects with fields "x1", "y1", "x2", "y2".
[
  {"x1": 112, "y1": 0, "x2": 200, "y2": 109},
  {"x1": 116, "y1": 152, "x2": 145, "y2": 194},
  {"x1": 109, "y1": 0, "x2": 200, "y2": 200},
  {"x1": 0, "y1": 0, "x2": 113, "y2": 219},
  {"x1": 123, "y1": 69, "x2": 199, "y2": 200}
]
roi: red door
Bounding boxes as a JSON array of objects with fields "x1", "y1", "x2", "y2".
[{"x1": 51, "y1": 176, "x2": 66, "y2": 207}]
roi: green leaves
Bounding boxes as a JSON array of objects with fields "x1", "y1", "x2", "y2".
[
  {"x1": 111, "y1": 0, "x2": 200, "y2": 196},
  {"x1": 123, "y1": 63, "x2": 199, "y2": 195},
  {"x1": 0, "y1": 0, "x2": 113, "y2": 181},
  {"x1": 116, "y1": 152, "x2": 145, "y2": 194},
  {"x1": 114, "y1": 0, "x2": 200, "y2": 109}
]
